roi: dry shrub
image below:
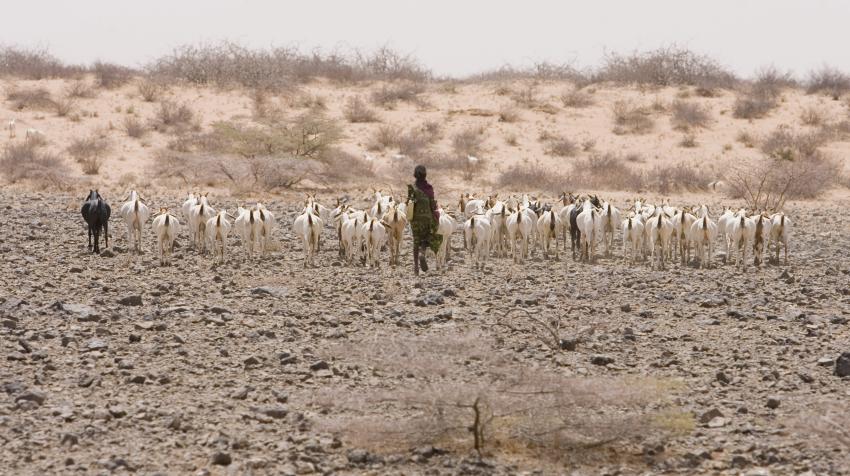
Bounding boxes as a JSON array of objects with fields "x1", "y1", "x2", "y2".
[
  {"x1": 0, "y1": 45, "x2": 83, "y2": 79},
  {"x1": 544, "y1": 136, "x2": 578, "y2": 157},
  {"x1": 92, "y1": 61, "x2": 135, "y2": 89},
  {"x1": 137, "y1": 79, "x2": 166, "y2": 102},
  {"x1": 6, "y1": 87, "x2": 55, "y2": 111},
  {"x1": 799, "y1": 106, "x2": 824, "y2": 126},
  {"x1": 315, "y1": 331, "x2": 677, "y2": 460},
  {"x1": 416, "y1": 152, "x2": 485, "y2": 181},
  {"x1": 343, "y1": 96, "x2": 380, "y2": 123},
  {"x1": 0, "y1": 142, "x2": 69, "y2": 186},
  {"x1": 505, "y1": 133, "x2": 519, "y2": 147},
  {"x1": 598, "y1": 45, "x2": 737, "y2": 88},
  {"x1": 370, "y1": 81, "x2": 425, "y2": 108},
  {"x1": 55, "y1": 96, "x2": 75, "y2": 117},
  {"x1": 65, "y1": 80, "x2": 97, "y2": 99},
  {"x1": 511, "y1": 83, "x2": 538, "y2": 108},
  {"x1": 736, "y1": 130, "x2": 757, "y2": 148},
  {"x1": 451, "y1": 126, "x2": 486, "y2": 157},
  {"x1": 611, "y1": 101, "x2": 654, "y2": 134},
  {"x1": 368, "y1": 124, "x2": 402, "y2": 151},
  {"x1": 733, "y1": 67, "x2": 791, "y2": 119},
  {"x1": 123, "y1": 116, "x2": 148, "y2": 138},
  {"x1": 670, "y1": 100, "x2": 711, "y2": 130},
  {"x1": 317, "y1": 148, "x2": 376, "y2": 184},
  {"x1": 498, "y1": 106, "x2": 520, "y2": 123},
  {"x1": 67, "y1": 135, "x2": 110, "y2": 175},
  {"x1": 498, "y1": 160, "x2": 569, "y2": 193},
  {"x1": 726, "y1": 127, "x2": 838, "y2": 209},
  {"x1": 493, "y1": 84, "x2": 513, "y2": 96},
  {"x1": 469, "y1": 61, "x2": 588, "y2": 84},
  {"x1": 151, "y1": 101, "x2": 195, "y2": 133},
  {"x1": 573, "y1": 153, "x2": 644, "y2": 190},
  {"x1": 646, "y1": 163, "x2": 708, "y2": 194},
  {"x1": 806, "y1": 66, "x2": 850, "y2": 99},
  {"x1": 560, "y1": 89, "x2": 594, "y2": 108},
  {"x1": 581, "y1": 138, "x2": 596, "y2": 152},
  {"x1": 678, "y1": 133, "x2": 698, "y2": 148}
]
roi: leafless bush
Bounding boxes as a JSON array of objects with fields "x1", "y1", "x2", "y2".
[
  {"x1": 137, "y1": 79, "x2": 166, "y2": 102},
  {"x1": 678, "y1": 133, "x2": 698, "y2": 148},
  {"x1": 451, "y1": 126, "x2": 486, "y2": 157},
  {"x1": 498, "y1": 160, "x2": 569, "y2": 193},
  {"x1": 800, "y1": 106, "x2": 824, "y2": 126},
  {"x1": 65, "y1": 80, "x2": 97, "y2": 99},
  {"x1": 581, "y1": 138, "x2": 596, "y2": 152},
  {"x1": 6, "y1": 87, "x2": 55, "y2": 111},
  {"x1": 67, "y1": 135, "x2": 110, "y2": 175},
  {"x1": 736, "y1": 130, "x2": 757, "y2": 148},
  {"x1": 760, "y1": 126, "x2": 827, "y2": 160},
  {"x1": 806, "y1": 66, "x2": 850, "y2": 99},
  {"x1": 733, "y1": 67, "x2": 790, "y2": 119},
  {"x1": 317, "y1": 148, "x2": 376, "y2": 184},
  {"x1": 55, "y1": 96, "x2": 75, "y2": 117},
  {"x1": 0, "y1": 45, "x2": 83, "y2": 79},
  {"x1": 123, "y1": 116, "x2": 148, "y2": 138},
  {"x1": 560, "y1": 89, "x2": 594, "y2": 108},
  {"x1": 417, "y1": 152, "x2": 485, "y2": 181},
  {"x1": 468, "y1": 61, "x2": 589, "y2": 84},
  {"x1": 573, "y1": 153, "x2": 645, "y2": 191},
  {"x1": 92, "y1": 61, "x2": 135, "y2": 89},
  {"x1": 505, "y1": 133, "x2": 519, "y2": 147},
  {"x1": 151, "y1": 101, "x2": 195, "y2": 133},
  {"x1": 733, "y1": 95, "x2": 774, "y2": 119},
  {"x1": 670, "y1": 100, "x2": 711, "y2": 130},
  {"x1": 544, "y1": 136, "x2": 578, "y2": 157},
  {"x1": 396, "y1": 129, "x2": 432, "y2": 159},
  {"x1": 316, "y1": 331, "x2": 677, "y2": 460},
  {"x1": 343, "y1": 96, "x2": 380, "y2": 123},
  {"x1": 0, "y1": 142, "x2": 70, "y2": 186},
  {"x1": 598, "y1": 45, "x2": 737, "y2": 88},
  {"x1": 498, "y1": 105, "x2": 520, "y2": 123},
  {"x1": 367, "y1": 124, "x2": 402, "y2": 151},
  {"x1": 370, "y1": 82, "x2": 426, "y2": 108},
  {"x1": 646, "y1": 163, "x2": 708, "y2": 194},
  {"x1": 511, "y1": 83, "x2": 538, "y2": 108},
  {"x1": 611, "y1": 101, "x2": 654, "y2": 134}
]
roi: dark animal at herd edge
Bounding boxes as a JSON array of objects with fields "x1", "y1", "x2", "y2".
[{"x1": 81, "y1": 190, "x2": 111, "y2": 254}]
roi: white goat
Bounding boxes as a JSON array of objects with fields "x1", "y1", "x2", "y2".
[
  {"x1": 459, "y1": 193, "x2": 486, "y2": 219},
  {"x1": 671, "y1": 209, "x2": 697, "y2": 265},
  {"x1": 151, "y1": 209, "x2": 179, "y2": 266},
  {"x1": 255, "y1": 203, "x2": 275, "y2": 255},
  {"x1": 464, "y1": 215, "x2": 491, "y2": 270},
  {"x1": 293, "y1": 210, "x2": 323, "y2": 267},
  {"x1": 689, "y1": 213, "x2": 717, "y2": 269},
  {"x1": 727, "y1": 210, "x2": 754, "y2": 271},
  {"x1": 7, "y1": 119, "x2": 15, "y2": 139},
  {"x1": 234, "y1": 206, "x2": 262, "y2": 260},
  {"x1": 769, "y1": 213, "x2": 792, "y2": 265},
  {"x1": 361, "y1": 217, "x2": 387, "y2": 268},
  {"x1": 205, "y1": 211, "x2": 232, "y2": 263},
  {"x1": 646, "y1": 212, "x2": 674, "y2": 270},
  {"x1": 119, "y1": 190, "x2": 150, "y2": 253},
  {"x1": 340, "y1": 209, "x2": 367, "y2": 264},
  {"x1": 622, "y1": 214, "x2": 645, "y2": 265},
  {"x1": 487, "y1": 199, "x2": 509, "y2": 257},
  {"x1": 576, "y1": 201, "x2": 601, "y2": 263},
  {"x1": 25, "y1": 128, "x2": 43, "y2": 142},
  {"x1": 599, "y1": 202, "x2": 620, "y2": 257},
  {"x1": 435, "y1": 209, "x2": 455, "y2": 270},
  {"x1": 381, "y1": 203, "x2": 407, "y2": 266},
  {"x1": 716, "y1": 207, "x2": 736, "y2": 262},
  {"x1": 181, "y1": 192, "x2": 198, "y2": 220},
  {"x1": 536, "y1": 209, "x2": 561, "y2": 260},
  {"x1": 506, "y1": 207, "x2": 532, "y2": 263},
  {"x1": 189, "y1": 194, "x2": 215, "y2": 253},
  {"x1": 752, "y1": 213, "x2": 773, "y2": 267}
]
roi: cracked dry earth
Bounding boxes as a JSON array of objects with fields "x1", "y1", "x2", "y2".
[{"x1": 1, "y1": 190, "x2": 849, "y2": 476}]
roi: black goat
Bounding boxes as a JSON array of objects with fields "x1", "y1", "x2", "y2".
[{"x1": 81, "y1": 190, "x2": 111, "y2": 254}]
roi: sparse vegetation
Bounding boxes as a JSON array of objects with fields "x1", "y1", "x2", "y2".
[
  {"x1": 370, "y1": 81, "x2": 425, "y2": 108},
  {"x1": 54, "y1": 96, "x2": 75, "y2": 117},
  {"x1": 670, "y1": 100, "x2": 711, "y2": 130},
  {"x1": 800, "y1": 106, "x2": 824, "y2": 126},
  {"x1": 560, "y1": 89, "x2": 594, "y2": 108},
  {"x1": 6, "y1": 87, "x2": 55, "y2": 111},
  {"x1": 733, "y1": 67, "x2": 792, "y2": 119},
  {"x1": 67, "y1": 135, "x2": 110, "y2": 175},
  {"x1": 137, "y1": 79, "x2": 166, "y2": 102},
  {"x1": 597, "y1": 45, "x2": 737, "y2": 89},
  {"x1": 0, "y1": 45, "x2": 83, "y2": 79},
  {"x1": 806, "y1": 66, "x2": 850, "y2": 99},
  {"x1": 92, "y1": 61, "x2": 135, "y2": 89},
  {"x1": 544, "y1": 136, "x2": 579, "y2": 157},
  {"x1": 611, "y1": 101, "x2": 654, "y2": 134},
  {"x1": 451, "y1": 126, "x2": 486, "y2": 158},
  {"x1": 123, "y1": 116, "x2": 148, "y2": 138},
  {"x1": 368, "y1": 125, "x2": 402, "y2": 151},
  {"x1": 151, "y1": 101, "x2": 195, "y2": 133},
  {"x1": 511, "y1": 83, "x2": 538, "y2": 108},
  {"x1": 497, "y1": 105, "x2": 520, "y2": 122},
  {"x1": 0, "y1": 142, "x2": 69, "y2": 186},
  {"x1": 343, "y1": 96, "x2": 380, "y2": 123},
  {"x1": 65, "y1": 80, "x2": 97, "y2": 99},
  {"x1": 736, "y1": 130, "x2": 757, "y2": 148},
  {"x1": 678, "y1": 133, "x2": 698, "y2": 148}
]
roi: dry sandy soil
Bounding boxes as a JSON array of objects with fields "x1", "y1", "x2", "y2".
[{"x1": 2, "y1": 78, "x2": 850, "y2": 475}]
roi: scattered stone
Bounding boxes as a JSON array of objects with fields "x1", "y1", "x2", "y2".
[
  {"x1": 256, "y1": 406, "x2": 288, "y2": 419},
  {"x1": 118, "y1": 295, "x2": 143, "y2": 306},
  {"x1": 817, "y1": 356, "x2": 834, "y2": 366},
  {"x1": 85, "y1": 339, "x2": 108, "y2": 352},
  {"x1": 210, "y1": 306, "x2": 231, "y2": 315},
  {"x1": 52, "y1": 302, "x2": 98, "y2": 321},
  {"x1": 251, "y1": 286, "x2": 288, "y2": 298},
  {"x1": 699, "y1": 408, "x2": 723, "y2": 424},
  {"x1": 231, "y1": 386, "x2": 251, "y2": 400},
  {"x1": 108, "y1": 405, "x2": 127, "y2": 418},
  {"x1": 100, "y1": 249, "x2": 115, "y2": 258},
  {"x1": 78, "y1": 373, "x2": 97, "y2": 388},
  {"x1": 347, "y1": 449, "x2": 370, "y2": 464},
  {"x1": 128, "y1": 334, "x2": 141, "y2": 343},
  {"x1": 707, "y1": 417, "x2": 727, "y2": 428},
  {"x1": 310, "y1": 360, "x2": 330, "y2": 371},
  {"x1": 129, "y1": 375, "x2": 146, "y2": 384},
  {"x1": 243, "y1": 356, "x2": 261, "y2": 367},
  {"x1": 716, "y1": 371, "x2": 731, "y2": 385},
  {"x1": 590, "y1": 355, "x2": 614, "y2": 366},
  {"x1": 15, "y1": 390, "x2": 46, "y2": 406},
  {"x1": 835, "y1": 352, "x2": 850, "y2": 377},
  {"x1": 620, "y1": 303, "x2": 632, "y2": 312},
  {"x1": 766, "y1": 397, "x2": 781, "y2": 409},
  {"x1": 211, "y1": 452, "x2": 232, "y2": 466}
]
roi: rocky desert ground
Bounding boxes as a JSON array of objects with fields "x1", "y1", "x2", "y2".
[{"x1": 2, "y1": 46, "x2": 850, "y2": 475}]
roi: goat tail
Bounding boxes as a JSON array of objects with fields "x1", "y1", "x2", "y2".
[
  {"x1": 369, "y1": 219, "x2": 374, "y2": 232},
  {"x1": 780, "y1": 214, "x2": 785, "y2": 227},
  {"x1": 656, "y1": 214, "x2": 662, "y2": 229},
  {"x1": 308, "y1": 214, "x2": 313, "y2": 226},
  {"x1": 216, "y1": 215, "x2": 221, "y2": 227},
  {"x1": 250, "y1": 212, "x2": 254, "y2": 225},
  {"x1": 134, "y1": 200, "x2": 139, "y2": 213},
  {"x1": 517, "y1": 210, "x2": 521, "y2": 223},
  {"x1": 627, "y1": 217, "x2": 632, "y2": 230},
  {"x1": 165, "y1": 215, "x2": 170, "y2": 226},
  {"x1": 549, "y1": 211, "x2": 555, "y2": 231},
  {"x1": 739, "y1": 215, "x2": 745, "y2": 229}
]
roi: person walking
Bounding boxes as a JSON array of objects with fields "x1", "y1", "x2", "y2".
[{"x1": 407, "y1": 165, "x2": 442, "y2": 275}]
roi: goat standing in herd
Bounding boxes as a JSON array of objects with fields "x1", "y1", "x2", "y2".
[
  {"x1": 120, "y1": 190, "x2": 150, "y2": 253},
  {"x1": 81, "y1": 190, "x2": 111, "y2": 254},
  {"x1": 152, "y1": 208, "x2": 179, "y2": 266}
]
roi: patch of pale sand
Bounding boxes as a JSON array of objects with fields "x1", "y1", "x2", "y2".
[{"x1": 2, "y1": 77, "x2": 849, "y2": 201}]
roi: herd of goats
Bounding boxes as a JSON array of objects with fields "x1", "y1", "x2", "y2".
[{"x1": 78, "y1": 189, "x2": 792, "y2": 272}]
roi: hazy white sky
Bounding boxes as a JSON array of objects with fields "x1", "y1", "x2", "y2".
[{"x1": 3, "y1": 0, "x2": 849, "y2": 77}]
